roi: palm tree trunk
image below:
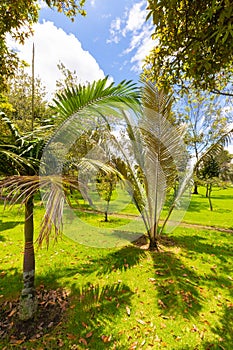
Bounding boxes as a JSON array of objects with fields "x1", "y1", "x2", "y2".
[
  {"x1": 19, "y1": 195, "x2": 37, "y2": 320},
  {"x1": 148, "y1": 227, "x2": 159, "y2": 251}
]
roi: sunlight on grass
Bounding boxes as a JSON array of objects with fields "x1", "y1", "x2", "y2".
[{"x1": 0, "y1": 187, "x2": 232, "y2": 349}]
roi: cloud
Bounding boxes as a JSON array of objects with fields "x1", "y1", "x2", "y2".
[
  {"x1": 107, "y1": 0, "x2": 154, "y2": 72},
  {"x1": 107, "y1": 18, "x2": 123, "y2": 44},
  {"x1": 7, "y1": 21, "x2": 106, "y2": 100},
  {"x1": 123, "y1": 1, "x2": 148, "y2": 35}
]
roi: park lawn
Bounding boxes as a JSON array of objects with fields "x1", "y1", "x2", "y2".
[
  {"x1": 181, "y1": 186, "x2": 233, "y2": 229},
  {"x1": 0, "y1": 195, "x2": 232, "y2": 350}
]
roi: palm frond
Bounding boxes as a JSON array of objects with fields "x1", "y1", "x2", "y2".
[
  {"x1": 0, "y1": 175, "x2": 80, "y2": 247},
  {"x1": 52, "y1": 77, "x2": 141, "y2": 121}
]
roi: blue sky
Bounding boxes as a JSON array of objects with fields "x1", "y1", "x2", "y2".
[{"x1": 8, "y1": 0, "x2": 154, "y2": 99}]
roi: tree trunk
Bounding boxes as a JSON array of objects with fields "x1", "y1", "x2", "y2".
[
  {"x1": 148, "y1": 235, "x2": 159, "y2": 251},
  {"x1": 193, "y1": 183, "x2": 199, "y2": 194},
  {"x1": 205, "y1": 184, "x2": 209, "y2": 198},
  {"x1": 104, "y1": 210, "x2": 108, "y2": 222},
  {"x1": 208, "y1": 184, "x2": 213, "y2": 211},
  {"x1": 19, "y1": 195, "x2": 37, "y2": 320},
  {"x1": 104, "y1": 200, "x2": 110, "y2": 222},
  {"x1": 148, "y1": 227, "x2": 159, "y2": 251}
]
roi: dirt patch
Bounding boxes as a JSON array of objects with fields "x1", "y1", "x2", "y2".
[{"x1": 0, "y1": 286, "x2": 68, "y2": 346}]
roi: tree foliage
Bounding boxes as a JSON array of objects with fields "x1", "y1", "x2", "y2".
[
  {"x1": 145, "y1": 0, "x2": 233, "y2": 92},
  {"x1": 0, "y1": 0, "x2": 86, "y2": 91}
]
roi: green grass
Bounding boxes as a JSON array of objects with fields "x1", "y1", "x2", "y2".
[
  {"x1": 0, "y1": 187, "x2": 232, "y2": 349},
  {"x1": 182, "y1": 186, "x2": 233, "y2": 229}
]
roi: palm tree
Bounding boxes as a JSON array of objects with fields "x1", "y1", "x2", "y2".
[{"x1": 0, "y1": 77, "x2": 140, "y2": 319}]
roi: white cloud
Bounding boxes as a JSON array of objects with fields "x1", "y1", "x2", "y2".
[
  {"x1": 107, "y1": 18, "x2": 122, "y2": 44},
  {"x1": 7, "y1": 21, "x2": 106, "y2": 100},
  {"x1": 123, "y1": 1, "x2": 147, "y2": 35},
  {"x1": 107, "y1": 0, "x2": 154, "y2": 72}
]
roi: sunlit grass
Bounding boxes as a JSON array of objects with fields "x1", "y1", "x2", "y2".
[{"x1": 0, "y1": 187, "x2": 232, "y2": 349}]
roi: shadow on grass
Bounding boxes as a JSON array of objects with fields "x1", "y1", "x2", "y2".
[
  {"x1": 65, "y1": 282, "x2": 133, "y2": 349},
  {"x1": 0, "y1": 220, "x2": 23, "y2": 233},
  {"x1": 171, "y1": 232, "x2": 232, "y2": 267},
  {"x1": 149, "y1": 250, "x2": 202, "y2": 318},
  {"x1": 203, "y1": 303, "x2": 233, "y2": 350},
  {"x1": 76, "y1": 245, "x2": 146, "y2": 276},
  {"x1": 0, "y1": 234, "x2": 5, "y2": 241},
  {"x1": 0, "y1": 265, "x2": 133, "y2": 349},
  {"x1": 185, "y1": 199, "x2": 209, "y2": 213}
]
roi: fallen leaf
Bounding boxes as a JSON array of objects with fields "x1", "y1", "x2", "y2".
[
  {"x1": 79, "y1": 337, "x2": 88, "y2": 346},
  {"x1": 148, "y1": 277, "x2": 156, "y2": 282},
  {"x1": 126, "y1": 306, "x2": 131, "y2": 316},
  {"x1": 8, "y1": 308, "x2": 17, "y2": 318},
  {"x1": 129, "y1": 341, "x2": 138, "y2": 349},
  {"x1": 10, "y1": 339, "x2": 25, "y2": 345},
  {"x1": 154, "y1": 334, "x2": 161, "y2": 342},
  {"x1": 86, "y1": 331, "x2": 93, "y2": 338},
  {"x1": 101, "y1": 335, "x2": 112, "y2": 343},
  {"x1": 137, "y1": 319, "x2": 146, "y2": 325},
  {"x1": 158, "y1": 299, "x2": 166, "y2": 308},
  {"x1": 67, "y1": 333, "x2": 76, "y2": 340},
  {"x1": 82, "y1": 321, "x2": 88, "y2": 328}
]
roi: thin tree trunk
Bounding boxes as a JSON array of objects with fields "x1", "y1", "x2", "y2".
[
  {"x1": 206, "y1": 184, "x2": 209, "y2": 198},
  {"x1": 193, "y1": 182, "x2": 198, "y2": 194},
  {"x1": 104, "y1": 200, "x2": 110, "y2": 222},
  {"x1": 19, "y1": 195, "x2": 37, "y2": 320},
  {"x1": 208, "y1": 184, "x2": 213, "y2": 211}
]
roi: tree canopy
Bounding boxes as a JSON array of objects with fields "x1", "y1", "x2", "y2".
[
  {"x1": 0, "y1": 0, "x2": 86, "y2": 91},
  {"x1": 145, "y1": 0, "x2": 233, "y2": 93}
]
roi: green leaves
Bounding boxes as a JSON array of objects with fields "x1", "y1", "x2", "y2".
[{"x1": 145, "y1": 0, "x2": 233, "y2": 92}]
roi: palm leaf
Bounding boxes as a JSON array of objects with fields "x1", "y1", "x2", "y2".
[{"x1": 52, "y1": 77, "x2": 140, "y2": 121}]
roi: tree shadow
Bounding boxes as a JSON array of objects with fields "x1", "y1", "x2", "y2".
[
  {"x1": 0, "y1": 219, "x2": 23, "y2": 233},
  {"x1": 66, "y1": 282, "x2": 134, "y2": 349},
  {"x1": 185, "y1": 199, "x2": 209, "y2": 213},
  {"x1": 203, "y1": 303, "x2": 233, "y2": 350},
  {"x1": 0, "y1": 234, "x2": 5, "y2": 241},
  {"x1": 0, "y1": 266, "x2": 134, "y2": 349},
  {"x1": 171, "y1": 232, "x2": 232, "y2": 267},
  {"x1": 149, "y1": 250, "x2": 203, "y2": 318},
  {"x1": 76, "y1": 245, "x2": 147, "y2": 276}
]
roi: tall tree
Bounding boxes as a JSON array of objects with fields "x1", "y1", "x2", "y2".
[{"x1": 145, "y1": 0, "x2": 233, "y2": 94}]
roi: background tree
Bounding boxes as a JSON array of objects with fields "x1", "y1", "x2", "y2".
[
  {"x1": 0, "y1": 0, "x2": 86, "y2": 91},
  {"x1": 96, "y1": 167, "x2": 118, "y2": 222},
  {"x1": 5, "y1": 64, "x2": 53, "y2": 134},
  {"x1": 145, "y1": 0, "x2": 233, "y2": 94},
  {"x1": 174, "y1": 88, "x2": 232, "y2": 193}
]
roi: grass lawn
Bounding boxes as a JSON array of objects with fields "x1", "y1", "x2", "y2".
[{"x1": 0, "y1": 187, "x2": 232, "y2": 349}]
